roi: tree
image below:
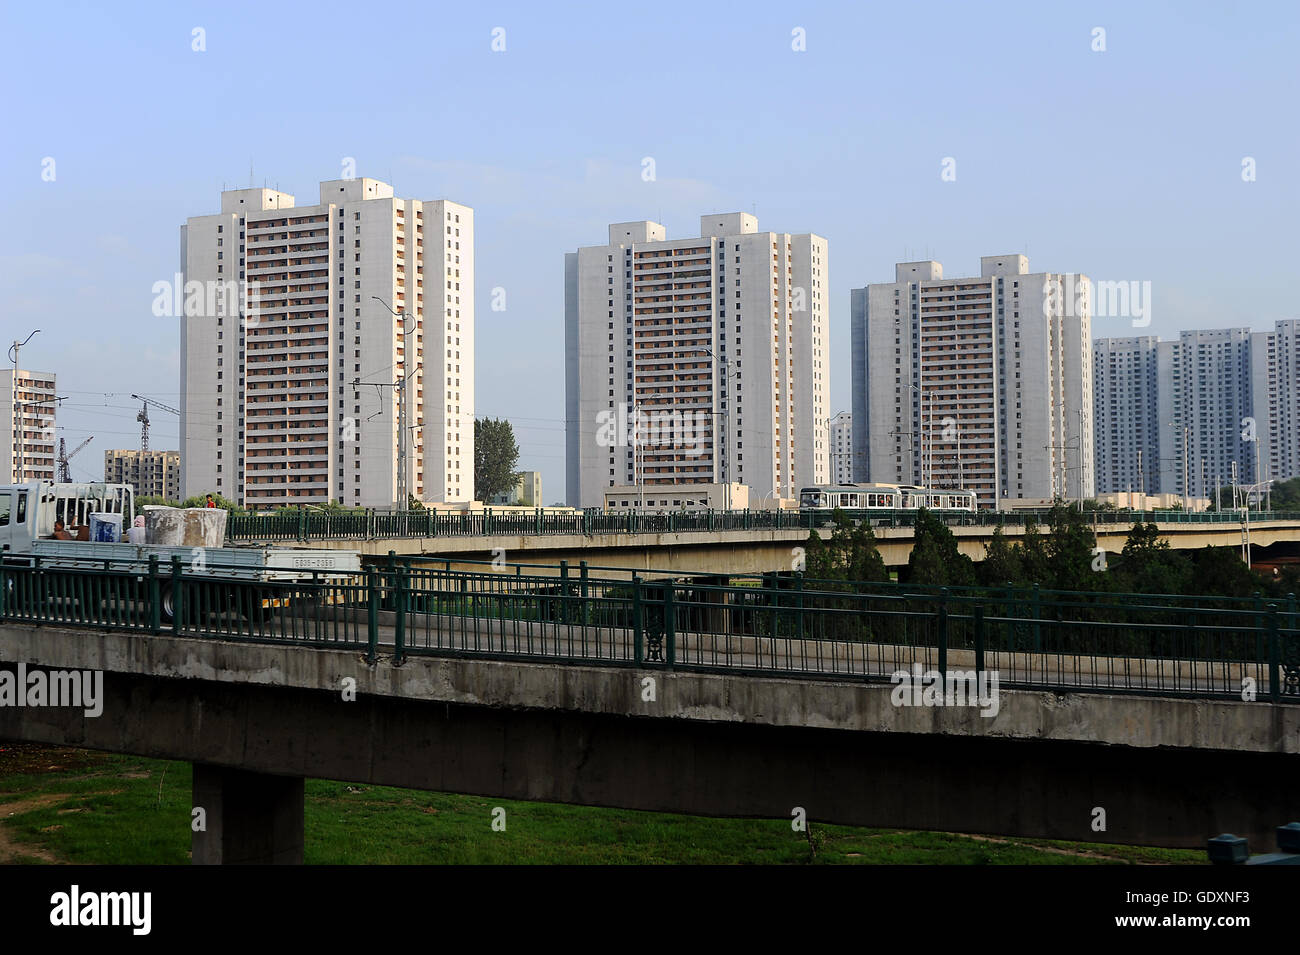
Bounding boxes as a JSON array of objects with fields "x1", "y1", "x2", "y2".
[
  {"x1": 803, "y1": 510, "x2": 887, "y2": 584},
  {"x1": 1113, "y1": 522, "x2": 1191, "y2": 595},
  {"x1": 847, "y1": 522, "x2": 889, "y2": 584},
  {"x1": 1190, "y1": 546, "x2": 1263, "y2": 600},
  {"x1": 473, "y1": 418, "x2": 520, "y2": 503},
  {"x1": 179, "y1": 492, "x2": 240, "y2": 511},
  {"x1": 1018, "y1": 520, "x2": 1051, "y2": 585},
  {"x1": 1269, "y1": 476, "x2": 1300, "y2": 510},
  {"x1": 978, "y1": 524, "x2": 1023, "y2": 587},
  {"x1": 1044, "y1": 503, "x2": 1103, "y2": 591},
  {"x1": 904, "y1": 508, "x2": 974, "y2": 587}
]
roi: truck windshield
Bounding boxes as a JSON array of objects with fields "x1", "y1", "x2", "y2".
[{"x1": 0, "y1": 493, "x2": 9, "y2": 526}]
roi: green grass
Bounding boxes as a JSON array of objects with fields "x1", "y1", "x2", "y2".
[{"x1": 0, "y1": 747, "x2": 1204, "y2": 865}]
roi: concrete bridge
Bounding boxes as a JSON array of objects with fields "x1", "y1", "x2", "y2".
[
  {"x1": 2, "y1": 615, "x2": 1297, "y2": 862},
  {"x1": 283, "y1": 516, "x2": 1300, "y2": 577},
  {"x1": 1, "y1": 556, "x2": 1295, "y2": 863}
]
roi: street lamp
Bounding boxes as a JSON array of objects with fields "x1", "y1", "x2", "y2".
[
  {"x1": 8, "y1": 330, "x2": 41, "y2": 482},
  {"x1": 370, "y1": 297, "x2": 415, "y2": 511}
]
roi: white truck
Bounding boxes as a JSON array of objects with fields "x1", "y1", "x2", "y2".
[{"x1": 0, "y1": 481, "x2": 361, "y2": 622}]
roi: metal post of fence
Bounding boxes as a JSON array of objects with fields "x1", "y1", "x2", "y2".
[
  {"x1": 632, "y1": 575, "x2": 643, "y2": 665},
  {"x1": 974, "y1": 604, "x2": 985, "y2": 681},
  {"x1": 1031, "y1": 583, "x2": 1042, "y2": 652},
  {"x1": 148, "y1": 555, "x2": 160, "y2": 634},
  {"x1": 938, "y1": 587, "x2": 949, "y2": 678},
  {"x1": 579, "y1": 560, "x2": 589, "y2": 627},
  {"x1": 1250, "y1": 591, "x2": 1264, "y2": 669},
  {"x1": 170, "y1": 555, "x2": 183, "y2": 634},
  {"x1": 366, "y1": 569, "x2": 379, "y2": 664},
  {"x1": 1265, "y1": 602, "x2": 1281, "y2": 703},
  {"x1": 0, "y1": 561, "x2": 6, "y2": 619},
  {"x1": 394, "y1": 565, "x2": 408, "y2": 665},
  {"x1": 664, "y1": 579, "x2": 676, "y2": 666},
  {"x1": 795, "y1": 574, "x2": 804, "y2": 641}
]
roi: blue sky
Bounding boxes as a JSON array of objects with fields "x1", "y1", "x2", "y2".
[{"x1": 1, "y1": 0, "x2": 1296, "y2": 499}]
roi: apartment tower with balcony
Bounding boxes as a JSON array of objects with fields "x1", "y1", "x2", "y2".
[
  {"x1": 1250, "y1": 319, "x2": 1300, "y2": 489},
  {"x1": 180, "y1": 178, "x2": 473, "y2": 508},
  {"x1": 828, "y1": 410, "x2": 853, "y2": 485},
  {"x1": 1156, "y1": 328, "x2": 1255, "y2": 499},
  {"x1": 1092, "y1": 336, "x2": 1161, "y2": 494},
  {"x1": 1, "y1": 369, "x2": 58, "y2": 483},
  {"x1": 565, "y1": 213, "x2": 829, "y2": 507},
  {"x1": 851, "y1": 256, "x2": 1093, "y2": 508}
]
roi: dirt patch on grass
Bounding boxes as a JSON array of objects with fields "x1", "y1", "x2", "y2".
[
  {"x1": 0, "y1": 793, "x2": 72, "y2": 863},
  {"x1": 0, "y1": 742, "x2": 103, "y2": 780},
  {"x1": 955, "y1": 832, "x2": 1135, "y2": 862}
]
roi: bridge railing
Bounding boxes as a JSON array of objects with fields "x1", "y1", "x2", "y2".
[
  {"x1": 1, "y1": 559, "x2": 1296, "y2": 701},
  {"x1": 223, "y1": 507, "x2": 1300, "y2": 542}
]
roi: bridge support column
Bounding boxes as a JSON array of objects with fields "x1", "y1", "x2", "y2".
[{"x1": 192, "y1": 764, "x2": 304, "y2": 865}]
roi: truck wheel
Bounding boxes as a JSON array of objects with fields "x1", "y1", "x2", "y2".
[
  {"x1": 233, "y1": 584, "x2": 272, "y2": 625},
  {"x1": 160, "y1": 584, "x2": 176, "y2": 625}
]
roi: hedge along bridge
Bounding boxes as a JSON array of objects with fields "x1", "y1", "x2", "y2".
[
  {"x1": 221, "y1": 507, "x2": 1300, "y2": 575},
  {"x1": 2, "y1": 557, "x2": 1299, "y2": 861},
  {"x1": 1, "y1": 556, "x2": 1297, "y2": 701}
]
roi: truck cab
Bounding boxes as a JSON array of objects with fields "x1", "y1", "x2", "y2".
[{"x1": 0, "y1": 481, "x2": 135, "y2": 557}]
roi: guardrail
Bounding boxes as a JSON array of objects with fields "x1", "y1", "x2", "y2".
[
  {"x1": 1, "y1": 559, "x2": 1296, "y2": 702},
  {"x1": 222, "y1": 507, "x2": 1300, "y2": 543}
]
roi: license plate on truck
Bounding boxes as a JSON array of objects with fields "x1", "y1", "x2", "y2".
[{"x1": 288, "y1": 556, "x2": 340, "y2": 569}]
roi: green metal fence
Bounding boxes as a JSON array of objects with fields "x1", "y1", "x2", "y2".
[
  {"x1": 1, "y1": 559, "x2": 1296, "y2": 702},
  {"x1": 223, "y1": 507, "x2": 1300, "y2": 543}
]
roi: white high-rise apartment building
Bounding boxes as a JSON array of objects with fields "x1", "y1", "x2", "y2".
[
  {"x1": 1251, "y1": 319, "x2": 1300, "y2": 488},
  {"x1": 851, "y1": 256, "x2": 1093, "y2": 508},
  {"x1": 180, "y1": 178, "x2": 473, "y2": 508},
  {"x1": 1, "y1": 369, "x2": 58, "y2": 483},
  {"x1": 1092, "y1": 336, "x2": 1161, "y2": 494},
  {"x1": 828, "y1": 411, "x2": 852, "y2": 485},
  {"x1": 565, "y1": 213, "x2": 829, "y2": 508},
  {"x1": 1156, "y1": 328, "x2": 1254, "y2": 499}
]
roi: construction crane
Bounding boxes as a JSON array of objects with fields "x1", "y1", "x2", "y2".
[
  {"x1": 57, "y1": 435, "x2": 93, "y2": 483},
  {"x1": 131, "y1": 394, "x2": 181, "y2": 453}
]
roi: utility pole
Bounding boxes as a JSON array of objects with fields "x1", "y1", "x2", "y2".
[
  {"x1": 691, "y1": 347, "x2": 731, "y2": 510},
  {"x1": 1169, "y1": 421, "x2": 1190, "y2": 511},
  {"x1": 1182, "y1": 425, "x2": 1189, "y2": 512},
  {"x1": 1076, "y1": 406, "x2": 1085, "y2": 508},
  {"x1": 8, "y1": 329, "x2": 40, "y2": 482},
  {"x1": 371, "y1": 296, "x2": 415, "y2": 511}
]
